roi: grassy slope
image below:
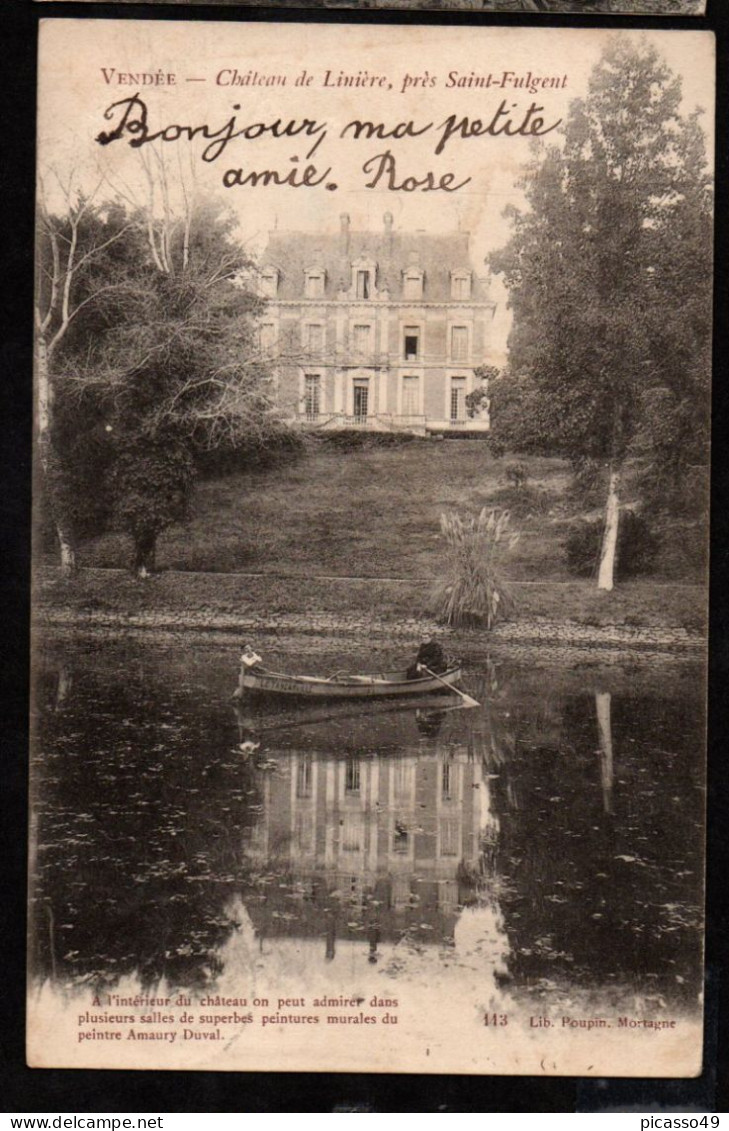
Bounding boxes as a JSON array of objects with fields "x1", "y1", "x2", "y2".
[
  {"x1": 38, "y1": 441, "x2": 706, "y2": 632},
  {"x1": 77, "y1": 444, "x2": 578, "y2": 580}
]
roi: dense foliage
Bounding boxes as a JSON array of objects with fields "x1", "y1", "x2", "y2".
[
  {"x1": 490, "y1": 39, "x2": 712, "y2": 511},
  {"x1": 565, "y1": 510, "x2": 659, "y2": 579},
  {"x1": 37, "y1": 192, "x2": 292, "y2": 574}
]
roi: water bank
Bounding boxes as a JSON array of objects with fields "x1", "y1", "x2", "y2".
[{"x1": 35, "y1": 567, "x2": 706, "y2": 654}]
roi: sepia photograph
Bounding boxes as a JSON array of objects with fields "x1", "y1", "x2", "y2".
[{"x1": 30, "y1": 20, "x2": 712, "y2": 1077}]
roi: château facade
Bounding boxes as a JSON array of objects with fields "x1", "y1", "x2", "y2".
[{"x1": 257, "y1": 213, "x2": 496, "y2": 434}]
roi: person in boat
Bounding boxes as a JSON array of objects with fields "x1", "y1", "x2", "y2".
[{"x1": 406, "y1": 634, "x2": 447, "y2": 680}]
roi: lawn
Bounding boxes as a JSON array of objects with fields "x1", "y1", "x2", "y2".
[
  {"x1": 72, "y1": 439, "x2": 706, "y2": 586},
  {"x1": 36, "y1": 439, "x2": 706, "y2": 634}
]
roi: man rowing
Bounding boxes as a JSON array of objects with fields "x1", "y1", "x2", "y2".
[{"x1": 406, "y1": 634, "x2": 447, "y2": 680}]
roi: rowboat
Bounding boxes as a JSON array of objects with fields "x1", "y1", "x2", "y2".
[{"x1": 233, "y1": 662, "x2": 464, "y2": 701}]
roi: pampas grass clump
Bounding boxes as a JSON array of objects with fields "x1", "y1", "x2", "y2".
[{"x1": 431, "y1": 508, "x2": 519, "y2": 629}]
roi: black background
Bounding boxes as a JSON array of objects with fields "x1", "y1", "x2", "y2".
[{"x1": 2, "y1": 0, "x2": 727, "y2": 1112}]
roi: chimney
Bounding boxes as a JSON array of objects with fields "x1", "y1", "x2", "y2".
[
  {"x1": 340, "y1": 213, "x2": 350, "y2": 253},
  {"x1": 383, "y1": 211, "x2": 394, "y2": 256}
]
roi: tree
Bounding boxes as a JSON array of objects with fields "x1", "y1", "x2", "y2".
[
  {"x1": 35, "y1": 181, "x2": 134, "y2": 575},
  {"x1": 86, "y1": 199, "x2": 274, "y2": 575},
  {"x1": 490, "y1": 38, "x2": 712, "y2": 590},
  {"x1": 466, "y1": 364, "x2": 500, "y2": 421},
  {"x1": 42, "y1": 174, "x2": 292, "y2": 576}
]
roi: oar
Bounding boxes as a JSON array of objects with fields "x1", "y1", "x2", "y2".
[{"x1": 419, "y1": 665, "x2": 480, "y2": 709}]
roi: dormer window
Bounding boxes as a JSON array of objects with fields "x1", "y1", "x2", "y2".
[
  {"x1": 305, "y1": 270, "x2": 325, "y2": 299},
  {"x1": 356, "y1": 270, "x2": 371, "y2": 300},
  {"x1": 260, "y1": 268, "x2": 279, "y2": 298},
  {"x1": 403, "y1": 269, "x2": 424, "y2": 300},
  {"x1": 350, "y1": 257, "x2": 377, "y2": 301},
  {"x1": 451, "y1": 271, "x2": 471, "y2": 300}
]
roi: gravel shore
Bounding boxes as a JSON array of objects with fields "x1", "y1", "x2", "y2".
[{"x1": 36, "y1": 604, "x2": 705, "y2": 656}]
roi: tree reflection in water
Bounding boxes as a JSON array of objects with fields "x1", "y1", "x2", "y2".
[{"x1": 30, "y1": 654, "x2": 261, "y2": 990}]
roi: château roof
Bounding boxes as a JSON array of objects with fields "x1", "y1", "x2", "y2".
[{"x1": 260, "y1": 214, "x2": 491, "y2": 303}]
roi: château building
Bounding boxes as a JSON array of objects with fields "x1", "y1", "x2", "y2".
[{"x1": 257, "y1": 213, "x2": 496, "y2": 434}]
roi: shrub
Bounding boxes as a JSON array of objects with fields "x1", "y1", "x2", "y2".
[
  {"x1": 196, "y1": 431, "x2": 304, "y2": 479},
  {"x1": 565, "y1": 510, "x2": 659, "y2": 579},
  {"x1": 571, "y1": 458, "x2": 607, "y2": 507},
  {"x1": 488, "y1": 484, "x2": 555, "y2": 518},
  {"x1": 505, "y1": 462, "x2": 529, "y2": 490},
  {"x1": 618, "y1": 511, "x2": 660, "y2": 577},
  {"x1": 316, "y1": 430, "x2": 420, "y2": 452},
  {"x1": 465, "y1": 386, "x2": 490, "y2": 419},
  {"x1": 430, "y1": 508, "x2": 519, "y2": 629},
  {"x1": 651, "y1": 515, "x2": 709, "y2": 581}
]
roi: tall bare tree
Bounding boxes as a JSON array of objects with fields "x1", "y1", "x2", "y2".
[{"x1": 35, "y1": 175, "x2": 134, "y2": 575}]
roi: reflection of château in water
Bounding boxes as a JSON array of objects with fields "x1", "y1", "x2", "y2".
[{"x1": 242, "y1": 743, "x2": 499, "y2": 950}]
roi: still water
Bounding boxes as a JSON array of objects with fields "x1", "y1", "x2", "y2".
[{"x1": 30, "y1": 637, "x2": 705, "y2": 1029}]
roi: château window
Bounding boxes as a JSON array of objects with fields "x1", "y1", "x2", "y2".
[
  {"x1": 403, "y1": 270, "x2": 423, "y2": 300},
  {"x1": 306, "y1": 323, "x2": 323, "y2": 352},
  {"x1": 394, "y1": 820, "x2": 409, "y2": 854},
  {"x1": 356, "y1": 270, "x2": 371, "y2": 299},
  {"x1": 259, "y1": 322, "x2": 276, "y2": 351},
  {"x1": 341, "y1": 813, "x2": 362, "y2": 853},
  {"x1": 305, "y1": 271, "x2": 325, "y2": 299},
  {"x1": 450, "y1": 376, "x2": 467, "y2": 422},
  {"x1": 294, "y1": 810, "x2": 315, "y2": 855},
  {"x1": 296, "y1": 755, "x2": 313, "y2": 799},
  {"x1": 393, "y1": 760, "x2": 415, "y2": 804},
  {"x1": 353, "y1": 378, "x2": 369, "y2": 422},
  {"x1": 304, "y1": 374, "x2": 321, "y2": 421},
  {"x1": 451, "y1": 326, "x2": 468, "y2": 361},
  {"x1": 260, "y1": 269, "x2": 279, "y2": 298},
  {"x1": 403, "y1": 327, "x2": 420, "y2": 361},
  {"x1": 345, "y1": 759, "x2": 361, "y2": 793},
  {"x1": 401, "y1": 376, "x2": 420, "y2": 417},
  {"x1": 439, "y1": 818, "x2": 460, "y2": 857},
  {"x1": 392, "y1": 875, "x2": 411, "y2": 907},
  {"x1": 353, "y1": 324, "x2": 371, "y2": 353},
  {"x1": 451, "y1": 272, "x2": 471, "y2": 300}
]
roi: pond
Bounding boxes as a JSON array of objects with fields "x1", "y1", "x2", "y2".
[{"x1": 28, "y1": 636, "x2": 706, "y2": 1073}]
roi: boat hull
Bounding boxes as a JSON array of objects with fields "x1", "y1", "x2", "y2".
[{"x1": 235, "y1": 665, "x2": 463, "y2": 700}]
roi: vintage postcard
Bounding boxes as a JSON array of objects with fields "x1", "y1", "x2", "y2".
[
  {"x1": 33, "y1": 2, "x2": 708, "y2": 14},
  {"x1": 30, "y1": 20, "x2": 712, "y2": 1076}
]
